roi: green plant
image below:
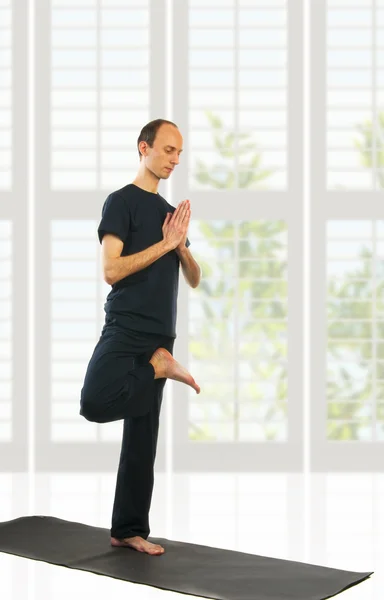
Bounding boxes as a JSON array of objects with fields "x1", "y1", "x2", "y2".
[
  {"x1": 190, "y1": 114, "x2": 286, "y2": 441},
  {"x1": 194, "y1": 110, "x2": 275, "y2": 189}
]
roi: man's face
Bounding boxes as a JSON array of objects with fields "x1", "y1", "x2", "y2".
[{"x1": 142, "y1": 124, "x2": 183, "y2": 180}]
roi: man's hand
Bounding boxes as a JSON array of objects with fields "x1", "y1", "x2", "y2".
[
  {"x1": 162, "y1": 199, "x2": 190, "y2": 251},
  {"x1": 169, "y1": 200, "x2": 200, "y2": 288},
  {"x1": 176, "y1": 199, "x2": 190, "y2": 252}
]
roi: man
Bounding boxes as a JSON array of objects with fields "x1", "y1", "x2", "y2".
[{"x1": 79, "y1": 119, "x2": 201, "y2": 556}]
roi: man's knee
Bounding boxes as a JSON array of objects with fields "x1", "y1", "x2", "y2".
[
  {"x1": 79, "y1": 401, "x2": 102, "y2": 423},
  {"x1": 79, "y1": 386, "x2": 105, "y2": 423}
]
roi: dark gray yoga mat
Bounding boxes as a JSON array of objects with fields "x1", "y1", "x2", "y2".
[{"x1": 0, "y1": 516, "x2": 372, "y2": 600}]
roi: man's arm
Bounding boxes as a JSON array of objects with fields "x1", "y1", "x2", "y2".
[
  {"x1": 175, "y1": 246, "x2": 201, "y2": 289},
  {"x1": 103, "y1": 235, "x2": 172, "y2": 286}
]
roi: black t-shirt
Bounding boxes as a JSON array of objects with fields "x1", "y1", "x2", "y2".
[{"x1": 97, "y1": 183, "x2": 190, "y2": 338}]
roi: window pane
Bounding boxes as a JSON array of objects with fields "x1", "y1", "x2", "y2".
[
  {"x1": 50, "y1": 221, "x2": 109, "y2": 443},
  {"x1": 0, "y1": 221, "x2": 12, "y2": 442},
  {"x1": 326, "y1": 220, "x2": 384, "y2": 441},
  {"x1": 326, "y1": 4, "x2": 384, "y2": 190},
  {"x1": 188, "y1": 5, "x2": 288, "y2": 190},
  {"x1": 188, "y1": 220, "x2": 288, "y2": 443},
  {"x1": 0, "y1": 2, "x2": 12, "y2": 190},
  {"x1": 50, "y1": 5, "x2": 150, "y2": 190}
]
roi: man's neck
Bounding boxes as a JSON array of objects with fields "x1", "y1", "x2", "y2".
[{"x1": 132, "y1": 176, "x2": 159, "y2": 195}]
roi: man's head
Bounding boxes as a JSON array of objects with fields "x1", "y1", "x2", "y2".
[{"x1": 137, "y1": 119, "x2": 183, "y2": 180}]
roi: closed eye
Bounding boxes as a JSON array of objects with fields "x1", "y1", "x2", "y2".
[{"x1": 166, "y1": 147, "x2": 183, "y2": 155}]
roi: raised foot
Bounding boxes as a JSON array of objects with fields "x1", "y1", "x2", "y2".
[
  {"x1": 150, "y1": 348, "x2": 200, "y2": 394},
  {"x1": 110, "y1": 535, "x2": 165, "y2": 555}
]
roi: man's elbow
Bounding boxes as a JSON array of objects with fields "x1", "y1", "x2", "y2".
[
  {"x1": 104, "y1": 273, "x2": 113, "y2": 286},
  {"x1": 104, "y1": 264, "x2": 116, "y2": 286},
  {"x1": 195, "y1": 267, "x2": 202, "y2": 288},
  {"x1": 192, "y1": 277, "x2": 200, "y2": 289},
  {"x1": 190, "y1": 272, "x2": 201, "y2": 289}
]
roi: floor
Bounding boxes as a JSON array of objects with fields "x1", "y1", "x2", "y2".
[{"x1": 0, "y1": 472, "x2": 381, "y2": 599}]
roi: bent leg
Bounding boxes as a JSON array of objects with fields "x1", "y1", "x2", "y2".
[{"x1": 79, "y1": 329, "x2": 156, "y2": 423}]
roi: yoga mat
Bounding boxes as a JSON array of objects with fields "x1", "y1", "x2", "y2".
[{"x1": 0, "y1": 516, "x2": 372, "y2": 600}]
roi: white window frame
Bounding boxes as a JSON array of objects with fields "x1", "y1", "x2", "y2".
[
  {"x1": 34, "y1": 0, "x2": 167, "y2": 471},
  {"x1": 171, "y1": 0, "x2": 304, "y2": 471},
  {"x1": 0, "y1": 0, "x2": 28, "y2": 471},
  {"x1": 310, "y1": 1, "x2": 384, "y2": 471}
]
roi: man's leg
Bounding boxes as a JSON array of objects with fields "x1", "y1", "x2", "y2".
[
  {"x1": 79, "y1": 328, "x2": 158, "y2": 423},
  {"x1": 79, "y1": 327, "x2": 199, "y2": 423},
  {"x1": 110, "y1": 336, "x2": 174, "y2": 552}
]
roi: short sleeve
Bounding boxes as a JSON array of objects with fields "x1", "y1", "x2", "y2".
[{"x1": 97, "y1": 192, "x2": 130, "y2": 244}]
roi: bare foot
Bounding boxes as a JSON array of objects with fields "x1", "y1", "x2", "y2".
[
  {"x1": 150, "y1": 348, "x2": 200, "y2": 394},
  {"x1": 111, "y1": 535, "x2": 164, "y2": 555}
]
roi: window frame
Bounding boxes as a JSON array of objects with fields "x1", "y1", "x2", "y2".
[
  {"x1": 34, "y1": 0, "x2": 167, "y2": 471},
  {"x1": 0, "y1": 0, "x2": 28, "y2": 471},
  {"x1": 310, "y1": 0, "x2": 384, "y2": 471},
  {"x1": 171, "y1": 0, "x2": 304, "y2": 472}
]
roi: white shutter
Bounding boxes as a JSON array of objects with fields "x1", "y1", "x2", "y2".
[
  {"x1": 35, "y1": 0, "x2": 166, "y2": 470},
  {"x1": 50, "y1": 220, "x2": 107, "y2": 443},
  {"x1": 186, "y1": 219, "x2": 288, "y2": 444},
  {"x1": 325, "y1": 219, "x2": 384, "y2": 451},
  {"x1": 311, "y1": 0, "x2": 384, "y2": 470},
  {"x1": 0, "y1": 221, "x2": 11, "y2": 443},
  {"x1": 173, "y1": 0, "x2": 304, "y2": 471},
  {"x1": 0, "y1": 0, "x2": 11, "y2": 190},
  {"x1": 0, "y1": 2, "x2": 12, "y2": 445},
  {"x1": 50, "y1": 0, "x2": 151, "y2": 190},
  {"x1": 0, "y1": 0, "x2": 28, "y2": 470},
  {"x1": 187, "y1": 0, "x2": 287, "y2": 191},
  {"x1": 326, "y1": 0, "x2": 384, "y2": 190}
]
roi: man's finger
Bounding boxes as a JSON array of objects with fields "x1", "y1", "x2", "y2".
[
  {"x1": 174, "y1": 201, "x2": 184, "y2": 211},
  {"x1": 176, "y1": 201, "x2": 189, "y2": 219},
  {"x1": 171, "y1": 203, "x2": 183, "y2": 217},
  {"x1": 174, "y1": 200, "x2": 189, "y2": 214}
]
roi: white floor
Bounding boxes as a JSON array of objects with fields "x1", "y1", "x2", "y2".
[{"x1": 0, "y1": 472, "x2": 381, "y2": 599}]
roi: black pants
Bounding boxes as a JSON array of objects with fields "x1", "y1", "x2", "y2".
[{"x1": 79, "y1": 320, "x2": 174, "y2": 540}]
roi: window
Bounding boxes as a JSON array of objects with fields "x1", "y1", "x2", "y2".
[
  {"x1": 311, "y1": 0, "x2": 384, "y2": 470},
  {"x1": 0, "y1": 1, "x2": 12, "y2": 449},
  {"x1": 6, "y1": 0, "x2": 383, "y2": 473},
  {"x1": 326, "y1": 0, "x2": 384, "y2": 190},
  {"x1": 50, "y1": 220, "x2": 117, "y2": 444},
  {"x1": 50, "y1": 0, "x2": 151, "y2": 190},
  {"x1": 35, "y1": 0, "x2": 166, "y2": 470},
  {"x1": 187, "y1": 219, "x2": 288, "y2": 444},
  {"x1": 0, "y1": 0, "x2": 28, "y2": 470},
  {"x1": 0, "y1": 0, "x2": 12, "y2": 190},
  {"x1": 0, "y1": 221, "x2": 11, "y2": 444},
  {"x1": 187, "y1": 0, "x2": 288, "y2": 191},
  {"x1": 172, "y1": 0, "x2": 303, "y2": 471},
  {"x1": 326, "y1": 221, "x2": 384, "y2": 444}
]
